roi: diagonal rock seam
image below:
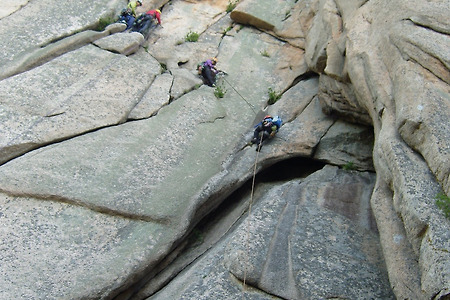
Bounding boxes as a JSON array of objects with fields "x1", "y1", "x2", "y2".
[{"x1": 0, "y1": 187, "x2": 171, "y2": 225}]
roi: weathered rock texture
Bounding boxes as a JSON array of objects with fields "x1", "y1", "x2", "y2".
[{"x1": 0, "y1": 0, "x2": 448, "y2": 299}]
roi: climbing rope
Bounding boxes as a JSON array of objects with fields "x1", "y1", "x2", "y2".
[
  {"x1": 220, "y1": 74, "x2": 258, "y2": 115},
  {"x1": 242, "y1": 132, "x2": 264, "y2": 298}
]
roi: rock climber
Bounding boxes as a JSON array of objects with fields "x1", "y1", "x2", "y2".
[
  {"x1": 127, "y1": 0, "x2": 143, "y2": 17},
  {"x1": 197, "y1": 57, "x2": 219, "y2": 87},
  {"x1": 118, "y1": 0, "x2": 143, "y2": 29},
  {"x1": 117, "y1": 9, "x2": 135, "y2": 29},
  {"x1": 251, "y1": 115, "x2": 282, "y2": 151},
  {"x1": 131, "y1": 9, "x2": 162, "y2": 37},
  {"x1": 145, "y1": 9, "x2": 162, "y2": 26}
]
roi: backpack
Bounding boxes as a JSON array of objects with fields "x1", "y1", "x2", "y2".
[{"x1": 272, "y1": 116, "x2": 282, "y2": 131}]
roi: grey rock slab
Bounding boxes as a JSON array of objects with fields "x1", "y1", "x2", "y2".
[
  {"x1": 0, "y1": 45, "x2": 160, "y2": 164},
  {"x1": 148, "y1": 228, "x2": 279, "y2": 299},
  {"x1": 314, "y1": 120, "x2": 375, "y2": 171},
  {"x1": 318, "y1": 74, "x2": 373, "y2": 126},
  {"x1": 0, "y1": 27, "x2": 123, "y2": 81},
  {"x1": 149, "y1": 166, "x2": 393, "y2": 299},
  {"x1": 224, "y1": 166, "x2": 394, "y2": 299},
  {"x1": 128, "y1": 72, "x2": 174, "y2": 120},
  {"x1": 374, "y1": 118, "x2": 450, "y2": 299},
  {"x1": 0, "y1": 193, "x2": 173, "y2": 300},
  {"x1": 0, "y1": 87, "x2": 228, "y2": 220},
  {"x1": 274, "y1": 96, "x2": 335, "y2": 157},
  {"x1": 169, "y1": 68, "x2": 204, "y2": 100},
  {"x1": 0, "y1": 0, "x2": 123, "y2": 68},
  {"x1": 230, "y1": 0, "x2": 296, "y2": 32},
  {"x1": 143, "y1": 0, "x2": 229, "y2": 69},
  {"x1": 268, "y1": 76, "x2": 319, "y2": 123},
  {"x1": 148, "y1": 234, "x2": 277, "y2": 300},
  {"x1": 0, "y1": 0, "x2": 29, "y2": 19},
  {"x1": 217, "y1": 27, "x2": 305, "y2": 104}
]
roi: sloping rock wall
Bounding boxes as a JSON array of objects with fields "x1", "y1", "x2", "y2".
[
  {"x1": 290, "y1": 0, "x2": 449, "y2": 298},
  {"x1": 0, "y1": 0, "x2": 448, "y2": 299}
]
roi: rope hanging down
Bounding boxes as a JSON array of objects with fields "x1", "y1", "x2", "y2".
[{"x1": 242, "y1": 132, "x2": 264, "y2": 298}]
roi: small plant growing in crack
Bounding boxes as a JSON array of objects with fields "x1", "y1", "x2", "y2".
[
  {"x1": 436, "y1": 192, "x2": 450, "y2": 219},
  {"x1": 185, "y1": 31, "x2": 199, "y2": 42},
  {"x1": 267, "y1": 87, "x2": 282, "y2": 105},
  {"x1": 260, "y1": 49, "x2": 270, "y2": 57},
  {"x1": 188, "y1": 228, "x2": 204, "y2": 247},
  {"x1": 222, "y1": 25, "x2": 233, "y2": 36},
  {"x1": 226, "y1": 0, "x2": 239, "y2": 13},
  {"x1": 343, "y1": 161, "x2": 356, "y2": 171},
  {"x1": 214, "y1": 84, "x2": 227, "y2": 99},
  {"x1": 97, "y1": 16, "x2": 116, "y2": 31}
]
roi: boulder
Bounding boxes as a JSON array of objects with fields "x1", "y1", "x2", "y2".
[
  {"x1": 230, "y1": 0, "x2": 293, "y2": 32},
  {"x1": 94, "y1": 31, "x2": 144, "y2": 56}
]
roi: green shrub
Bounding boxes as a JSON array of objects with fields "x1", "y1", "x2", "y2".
[
  {"x1": 214, "y1": 84, "x2": 226, "y2": 98},
  {"x1": 185, "y1": 31, "x2": 199, "y2": 42},
  {"x1": 97, "y1": 16, "x2": 116, "y2": 31},
  {"x1": 436, "y1": 193, "x2": 450, "y2": 219},
  {"x1": 267, "y1": 87, "x2": 282, "y2": 105}
]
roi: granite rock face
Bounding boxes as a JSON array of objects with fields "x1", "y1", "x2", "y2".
[{"x1": 0, "y1": 0, "x2": 448, "y2": 299}]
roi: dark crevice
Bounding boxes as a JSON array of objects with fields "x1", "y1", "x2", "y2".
[
  {"x1": 286, "y1": 71, "x2": 319, "y2": 91},
  {"x1": 256, "y1": 157, "x2": 326, "y2": 183},
  {"x1": 114, "y1": 157, "x2": 325, "y2": 299}
]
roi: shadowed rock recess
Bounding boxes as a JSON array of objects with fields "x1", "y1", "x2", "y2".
[{"x1": 0, "y1": 0, "x2": 448, "y2": 299}]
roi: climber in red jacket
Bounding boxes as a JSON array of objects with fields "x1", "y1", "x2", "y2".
[{"x1": 145, "y1": 9, "x2": 162, "y2": 25}]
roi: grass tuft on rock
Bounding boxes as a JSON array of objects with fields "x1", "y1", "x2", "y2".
[
  {"x1": 267, "y1": 87, "x2": 282, "y2": 105},
  {"x1": 97, "y1": 16, "x2": 116, "y2": 31},
  {"x1": 436, "y1": 192, "x2": 450, "y2": 219},
  {"x1": 185, "y1": 31, "x2": 200, "y2": 42}
]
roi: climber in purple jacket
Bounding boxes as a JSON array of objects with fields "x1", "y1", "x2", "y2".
[{"x1": 197, "y1": 57, "x2": 219, "y2": 87}]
